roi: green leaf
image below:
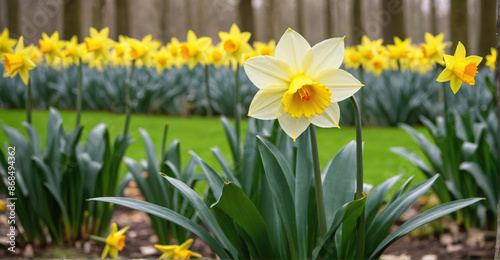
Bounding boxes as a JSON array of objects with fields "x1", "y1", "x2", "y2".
[
  {"x1": 241, "y1": 117, "x2": 259, "y2": 194},
  {"x1": 460, "y1": 162, "x2": 497, "y2": 211},
  {"x1": 365, "y1": 174, "x2": 439, "y2": 256},
  {"x1": 221, "y1": 116, "x2": 240, "y2": 168},
  {"x1": 211, "y1": 146, "x2": 240, "y2": 186},
  {"x1": 213, "y1": 182, "x2": 275, "y2": 259},
  {"x1": 190, "y1": 151, "x2": 225, "y2": 200},
  {"x1": 322, "y1": 141, "x2": 357, "y2": 229},
  {"x1": 364, "y1": 174, "x2": 402, "y2": 227},
  {"x1": 369, "y1": 198, "x2": 483, "y2": 259},
  {"x1": 89, "y1": 197, "x2": 231, "y2": 259}
]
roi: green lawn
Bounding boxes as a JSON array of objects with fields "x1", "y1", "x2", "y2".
[{"x1": 0, "y1": 109, "x2": 430, "y2": 187}]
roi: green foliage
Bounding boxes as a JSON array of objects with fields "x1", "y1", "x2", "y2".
[
  {"x1": 0, "y1": 108, "x2": 131, "y2": 244},
  {"x1": 392, "y1": 108, "x2": 498, "y2": 229}
]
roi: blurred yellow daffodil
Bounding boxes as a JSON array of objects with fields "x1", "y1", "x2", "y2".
[
  {"x1": 0, "y1": 28, "x2": 17, "y2": 59},
  {"x1": 253, "y1": 40, "x2": 276, "y2": 56},
  {"x1": 357, "y1": 36, "x2": 384, "y2": 61},
  {"x1": 61, "y1": 35, "x2": 82, "y2": 67},
  {"x1": 154, "y1": 239, "x2": 202, "y2": 259},
  {"x1": 485, "y1": 47, "x2": 496, "y2": 71},
  {"x1": 364, "y1": 53, "x2": 389, "y2": 76},
  {"x1": 206, "y1": 44, "x2": 228, "y2": 68},
  {"x1": 152, "y1": 46, "x2": 172, "y2": 73},
  {"x1": 85, "y1": 27, "x2": 115, "y2": 61},
  {"x1": 167, "y1": 37, "x2": 183, "y2": 68},
  {"x1": 421, "y1": 32, "x2": 449, "y2": 66},
  {"x1": 110, "y1": 36, "x2": 131, "y2": 67},
  {"x1": 219, "y1": 24, "x2": 252, "y2": 69},
  {"x1": 436, "y1": 41, "x2": 483, "y2": 94},
  {"x1": 128, "y1": 34, "x2": 160, "y2": 67},
  {"x1": 101, "y1": 223, "x2": 130, "y2": 259},
  {"x1": 3, "y1": 37, "x2": 36, "y2": 85},
  {"x1": 343, "y1": 46, "x2": 362, "y2": 70},
  {"x1": 244, "y1": 28, "x2": 363, "y2": 141},
  {"x1": 180, "y1": 30, "x2": 211, "y2": 69},
  {"x1": 39, "y1": 31, "x2": 65, "y2": 64}
]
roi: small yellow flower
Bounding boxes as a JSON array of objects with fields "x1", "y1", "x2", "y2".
[
  {"x1": 253, "y1": 40, "x2": 276, "y2": 56},
  {"x1": 421, "y1": 32, "x2": 450, "y2": 66},
  {"x1": 3, "y1": 37, "x2": 36, "y2": 85},
  {"x1": 0, "y1": 28, "x2": 17, "y2": 59},
  {"x1": 485, "y1": 48, "x2": 496, "y2": 71},
  {"x1": 436, "y1": 41, "x2": 483, "y2": 94},
  {"x1": 364, "y1": 53, "x2": 389, "y2": 76},
  {"x1": 387, "y1": 37, "x2": 411, "y2": 67},
  {"x1": 101, "y1": 223, "x2": 130, "y2": 259},
  {"x1": 128, "y1": 35, "x2": 160, "y2": 67},
  {"x1": 180, "y1": 30, "x2": 211, "y2": 69},
  {"x1": 357, "y1": 36, "x2": 384, "y2": 61},
  {"x1": 110, "y1": 36, "x2": 131, "y2": 67},
  {"x1": 206, "y1": 44, "x2": 228, "y2": 69},
  {"x1": 152, "y1": 46, "x2": 173, "y2": 73},
  {"x1": 84, "y1": 27, "x2": 115, "y2": 60},
  {"x1": 344, "y1": 46, "x2": 362, "y2": 70},
  {"x1": 30, "y1": 46, "x2": 43, "y2": 65},
  {"x1": 219, "y1": 24, "x2": 253, "y2": 69},
  {"x1": 167, "y1": 37, "x2": 183, "y2": 68},
  {"x1": 61, "y1": 35, "x2": 82, "y2": 68},
  {"x1": 244, "y1": 28, "x2": 363, "y2": 141},
  {"x1": 39, "y1": 31, "x2": 65, "y2": 64},
  {"x1": 154, "y1": 239, "x2": 202, "y2": 259}
]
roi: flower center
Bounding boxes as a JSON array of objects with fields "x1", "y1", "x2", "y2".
[
  {"x1": 39, "y1": 40, "x2": 54, "y2": 53},
  {"x1": 63, "y1": 48, "x2": 73, "y2": 57},
  {"x1": 212, "y1": 49, "x2": 222, "y2": 61},
  {"x1": 169, "y1": 45, "x2": 178, "y2": 56},
  {"x1": 260, "y1": 47, "x2": 272, "y2": 56},
  {"x1": 362, "y1": 48, "x2": 374, "y2": 59},
  {"x1": 3, "y1": 53, "x2": 24, "y2": 74},
  {"x1": 373, "y1": 60, "x2": 383, "y2": 69},
  {"x1": 180, "y1": 43, "x2": 198, "y2": 59},
  {"x1": 115, "y1": 44, "x2": 125, "y2": 57},
  {"x1": 421, "y1": 44, "x2": 436, "y2": 57},
  {"x1": 452, "y1": 61, "x2": 478, "y2": 85},
  {"x1": 223, "y1": 39, "x2": 239, "y2": 54},
  {"x1": 157, "y1": 55, "x2": 168, "y2": 65},
  {"x1": 85, "y1": 38, "x2": 102, "y2": 53},
  {"x1": 175, "y1": 250, "x2": 192, "y2": 259},
  {"x1": 106, "y1": 235, "x2": 126, "y2": 251},
  {"x1": 350, "y1": 52, "x2": 360, "y2": 63},
  {"x1": 130, "y1": 44, "x2": 147, "y2": 60},
  {"x1": 281, "y1": 75, "x2": 332, "y2": 119}
]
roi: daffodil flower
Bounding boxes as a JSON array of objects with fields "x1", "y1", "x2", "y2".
[
  {"x1": 128, "y1": 34, "x2": 160, "y2": 68},
  {"x1": 154, "y1": 239, "x2": 202, "y2": 259},
  {"x1": 421, "y1": 32, "x2": 449, "y2": 66},
  {"x1": 152, "y1": 46, "x2": 173, "y2": 73},
  {"x1": 180, "y1": 30, "x2": 211, "y2": 69},
  {"x1": 344, "y1": 47, "x2": 362, "y2": 70},
  {"x1": 436, "y1": 41, "x2": 483, "y2": 94},
  {"x1": 84, "y1": 27, "x2": 115, "y2": 60},
  {"x1": 244, "y1": 28, "x2": 363, "y2": 141},
  {"x1": 219, "y1": 24, "x2": 253, "y2": 69},
  {"x1": 485, "y1": 47, "x2": 496, "y2": 71},
  {"x1": 101, "y1": 223, "x2": 130, "y2": 259},
  {"x1": 205, "y1": 44, "x2": 228, "y2": 69},
  {"x1": 61, "y1": 35, "x2": 82, "y2": 68},
  {"x1": 39, "y1": 31, "x2": 65, "y2": 64},
  {"x1": 167, "y1": 37, "x2": 184, "y2": 68},
  {"x1": 3, "y1": 37, "x2": 36, "y2": 85},
  {"x1": 0, "y1": 28, "x2": 17, "y2": 59}
]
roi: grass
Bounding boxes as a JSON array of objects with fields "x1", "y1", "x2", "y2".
[{"x1": 0, "y1": 108, "x2": 430, "y2": 187}]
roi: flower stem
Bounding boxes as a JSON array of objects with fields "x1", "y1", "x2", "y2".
[
  {"x1": 76, "y1": 57, "x2": 83, "y2": 127},
  {"x1": 310, "y1": 125, "x2": 327, "y2": 238},
  {"x1": 350, "y1": 95, "x2": 365, "y2": 259},
  {"x1": 204, "y1": 65, "x2": 213, "y2": 118},
  {"x1": 123, "y1": 60, "x2": 136, "y2": 137},
  {"x1": 26, "y1": 78, "x2": 32, "y2": 124},
  {"x1": 234, "y1": 63, "x2": 241, "y2": 174},
  {"x1": 88, "y1": 235, "x2": 106, "y2": 243}
]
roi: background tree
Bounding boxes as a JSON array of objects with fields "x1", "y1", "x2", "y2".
[
  {"x1": 238, "y1": 0, "x2": 255, "y2": 43},
  {"x1": 325, "y1": 0, "x2": 332, "y2": 38},
  {"x1": 116, "y1": 0, "x2": 130, "y2": 37},
  {"x1": 450, "y1": 0, "x2": 469, "y2": 52},
  {"x1": 296, "y1": 0, "x2": 304, "y2": 34},
  {"x1": 479, "y1": 0, "x2": 496, "y2": 58},
  {"x1": 382, "y1": 0, "x2": 405, "y2": 44},
  {"x1": 161, "y1": 0, "x2": 170, "y2": 43},
  {"x1": 92, "y1": 0, "x2": 105, "y2": 30},
  {"x1": 430, "y1": 0, "x2": 438, "y2": 35},
  {"x1": 352, "y1": 0, "x2": 363, "y2": 44},
  {"x1": 63, "y1": 0, "x2": 80, "y2": 40},
  {"x1": 264, "y1": 0, "x2": 276, "y2": 41},
  {"x1": 6, "y1": 0, "x2": 19, "y2": 37}
]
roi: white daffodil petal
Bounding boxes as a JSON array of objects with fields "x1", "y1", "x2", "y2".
[
  {"x1": 278, "y1": 113, "x2": 312, "y2": 141},
  {"x1": 314, "y1": 68, "x2": 363, "y2": 102},
  {"x1": 311, "y1": 102, "x2": 340, "y2": 128},
  {"x1": 243, "y1": 56, "x2": 293, "y2": 89},
  {"x1": 275, "y1": 28, "x2": 311, "y2": 73},
  {"x1": 248, "y1": 85, "x2": 288, "y2": 120},
  {"x1": 302, "y1": 37, "x2": 344, "y2": 78}
]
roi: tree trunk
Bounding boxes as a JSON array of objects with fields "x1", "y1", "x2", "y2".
[
  {"x1": 352, "y1": 0, "x2": 363, "y2": 45},
  {"x1": 6, "y1": 0, "x2": 19, "y2": 36},
  {"x1": 296, "y1": 0, "x2": 304, "y2": 33},
  {"x1": 479, "y1": 0, "x2": 496, "y2": 58},
  {"x1": 161, "y1": 0, "x2": 170, "y2": 42},
  {"x1": 325, "y1": 0, "x2": 332, "y2": 38},
  {"x1": 264, "y1": 0, "x2": 275, "y2": 40},
  {"x1": 63, "y1": 0, "x2": 81, "y2": 40},
  {"x1": 430, "y1": 0, "x2": 438, "y2": 35},
  {"x1": 93, "y1": 0, "x2": 105, "y2": 30},
  {"x1": 494, "y1": 1, "x2": 500, "y2": 258},
  {"x1": 382, "y1": 0, "x2": 405, "y2": 44},
  {"x1": 450, "y1": 0, "x2": 469, "y2": 52},
  {"x1": 238, "y1": 0, "x2": 255, "y2": 43},
  {"x1": 116, "y1": 0, "x2": 130, "y2": 37},
  {"x1": 185, "y1": 0, "x2": 191, "y2": 34}
]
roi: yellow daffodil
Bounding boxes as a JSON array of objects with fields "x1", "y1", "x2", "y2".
[
  {"x1": 219, "y1": 24, "x2": 253, "y2": 69},
  {"x1": 364, "y1": 53, "x2": 389, "y2": 76},
  {"x1": 253, "y1": 40, "x2": 276, "y2": 56},
  {"x1": 357, "y1": 36, "x2": 384, "y2": 62},
  {"x1": 30, "y1": 46, "x2": 43, "y2": 65},
  {"x1": 244, "y1": 28, "x2": 363, "y2": 141},
  {"x1": 486, "y1": 47, "x2": 496, "y2": 71},
  {"x1": 206, "y1": 44, "x2": 228, "y2": 68},
  {"x1": 167, "y1": 37, "x2": 183, "y2": 68},
  {"x1": 110, "y1": 36, "x2": 131, "y2": 67},
  {"x1": 436, "y1": 41, "x2": 483, "y2": 94},
  {"x1": 101, "y1": 223, "x2": 130, "y2": 259},
  {"x1": 39, "y1": 31, "x2": 65, "y2": 64},
  {"x1": 421, "y1": 32, "x2": 449, "y2": 66},
  {"x1": 0, "y1": 200, "x2": 4, "y2": 212},
  {"x1": 0, "y1": 28, "x2": 17, "y2": 59},
  {"x1": 61, "y1": 35, "x2": 82, "y2": 67},
  {"x1": 84, "y1": 27, "x2": 115, "y2": 61},
  {"x1": 387, "y1": 37, "x2": 411, "y2": 60},
  {"x1": 180, "y1": 30, "x2": 211, "y2": 69},
  {"x1": 3, "y1": 37, "x2": 36, "y2": 85},
  {"x1": 128, "y1": 35, "x2": 160, "y2": 67},
  {"x1": 154, "y1": 239, "x2": 202, "y2": 259},
  {"x1": 152, "y1": 46, "x2": 172, "y2": 73},
  {"x1": 344, "y1": 46, "x2": 362, "y2": 70}
]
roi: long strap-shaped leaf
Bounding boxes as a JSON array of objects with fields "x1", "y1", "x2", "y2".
[
  {"x1": 89, "y1": 197, "x2": 231, "y2": 259},
  {"x1": 369, "y1": 197, "x2": 483, "y2": 259}
]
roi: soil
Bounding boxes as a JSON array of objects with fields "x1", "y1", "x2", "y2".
[{"x1": 0, "y1": 184, "x2": 496, "y2": 259}]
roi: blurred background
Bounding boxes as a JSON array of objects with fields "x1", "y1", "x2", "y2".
[{"x1": 0, "y1": 0, "x2": 496, "y2": 57}]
